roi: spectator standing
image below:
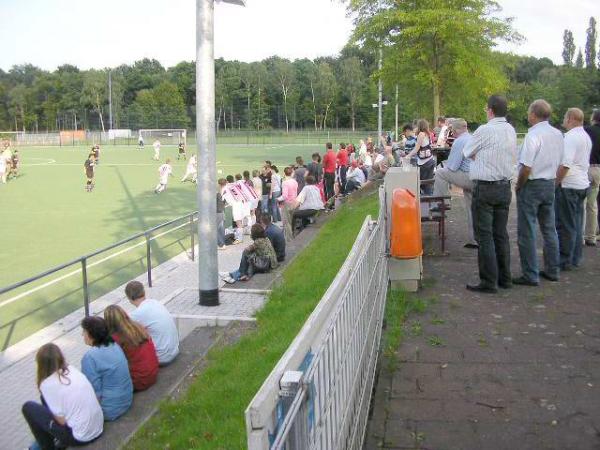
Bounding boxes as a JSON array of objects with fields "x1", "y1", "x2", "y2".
[
  {"x1": 306, "y1": 153, "x2": 322, "y2": 183},
  {"x1": 555, "y1": 108, "x2": 592, "y2": 270},
  {"x1": 407, "y1": 119, "x2": 436, "y2": 194},
  {"x1": 104, "y1": 305, "x2": 159, "y2": 392},
  {"x1": 513, "y1": 100, "x2": 563, "y2": 286},
  {"x1": 432, "y1": 118, "x2": 477, "y2": 248},
  {"x1": 80, "y1": 317, "x2": 133, "y2": 421},
  {"x1": 259, "y1": 163, "x2": 273, "y2": 216},
  {"x1": 270, "y1": 165, "x2": 283, "y2": 222},
  {"x1": 251, "y1": 169, "x2": 263, "y2": 220},
  {"x1": 436, "y1": 117, "x2": 449, "y2": 147},
  {"x1": 244, "y1": 170, "x2": 258, "y2": 227},
  {"x1": 337, "y1": 143, "x2": 349, "y2": 195},
  {"x1": 584, "y1": 109, "x2": 600, "y2": 246},
  {"x1": 294, "y1": 156, "x2": 307, "y2": 194},
  {"x1": 125, "y1": 281, "x2": 179, "y2": 365},
  {"x1": 22, "y1": 344, "x2": 103, "y2": 450},
  {"x1": 462, "y1": 95, "x2": 517, "y2": 294},
  {"x1": 279, "y1": 167, "x2": 299, "y2": 241},
  {"x1": 322, "y1": 143, "x2": 337, "y2": 202},
  {"x1": 261, "y1": 214, "x2": 286, "y2": 262}
]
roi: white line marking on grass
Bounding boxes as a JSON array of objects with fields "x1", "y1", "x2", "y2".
[
  {"x1": 22, "y1": 158, "x2": 56, "y2": 166},
  {"x1": 0, "y1": 220, "x2": 195, "y2": 309}
]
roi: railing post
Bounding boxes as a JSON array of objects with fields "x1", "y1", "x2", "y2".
[
  {"x1": 145, "y1": 233, "x2": 153, "y2": 287},
  {"x1": 81, "y1": 258, "x2": 90, "y2": 317},
  {"x1": 190, "y1": 214, "x2": 195, "y2": 261}
]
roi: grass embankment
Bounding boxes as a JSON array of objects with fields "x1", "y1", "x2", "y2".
[{"x1": 127, "y1": 192, "x2": 380, "y2": 450}]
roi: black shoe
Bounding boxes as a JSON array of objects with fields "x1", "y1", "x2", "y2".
[
  {"x1": 585, "y1": 240, "x2": 597, "y2": 247},
  {"x1": 430, "y1": 204, "x2": 451, "y2": 213},
  {"x1": 466, "y1": 284, "x2": 498, "y2": 294},
  {"x1": 464, "y1": 243, "x2": 479, "y2": 249},
  {"x1": 498, "y1": 282, "x2": 513, "y2": 289},
  {"x1": 512, "y1": 276, "x2": 539, "y2": 287},
  {"x1": 539, "y1": 271, "x2": 559, "y2": 282}
]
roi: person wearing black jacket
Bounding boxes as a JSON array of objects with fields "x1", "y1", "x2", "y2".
[
  {"x1": 584, "y1": 109, "x2": 600, "y2": 246},
  {"x1": 260, "y1": 214, "x2": 285, "y2": 262}
]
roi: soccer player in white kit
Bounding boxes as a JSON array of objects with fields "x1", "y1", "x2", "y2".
[
  {"x1": 181, "y1": 154, "x2": 197, "y2": 182},
  {"x1": 155, "y1": 158, "x2": 172, "y2": 194},
  {"x1": 152, "y1": 140, "x2": 161, "y2": 161}
]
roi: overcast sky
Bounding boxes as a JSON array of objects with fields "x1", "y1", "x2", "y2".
[{"x1": 0, "y1": 0, "x2": 597, "y2": 71}]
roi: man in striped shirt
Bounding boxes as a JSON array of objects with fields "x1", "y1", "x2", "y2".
[{"x1": 462, "y1": 95, "x2": 517, "y2": 294}]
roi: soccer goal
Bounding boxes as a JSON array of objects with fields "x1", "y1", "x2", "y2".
[
  {"x1": 138, "y1": 129, "x2": 187, "y2": 146},
  {"x1": 0, "y1": 131, "x2": 24, "y2": 146}
]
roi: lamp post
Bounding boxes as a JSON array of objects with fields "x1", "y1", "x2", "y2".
[{"x1": 196, "y1": 0, "x2": 246, "y2": 306}]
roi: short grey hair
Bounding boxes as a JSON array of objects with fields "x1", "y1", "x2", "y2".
[
  {"x1": 528, "y1": 99, "x2": 552, "y2": 120},
  {"x1": 450, "y1": 118, "x2": 467, "y2": 132}
]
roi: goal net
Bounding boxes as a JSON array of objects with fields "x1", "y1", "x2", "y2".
[
  {"x1": 0, "y1": 131, "x2": 24, "y2": 146},
  {"x1": 138, "y1": 129, "x2": 187, "y2": 146}
]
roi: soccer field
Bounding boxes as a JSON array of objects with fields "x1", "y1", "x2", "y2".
[{"x1": 0, "y1": 143, "x2": 316, "y2": 349}]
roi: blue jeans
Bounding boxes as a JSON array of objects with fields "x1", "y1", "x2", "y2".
[
  {"x1": 230, "y1": 249, "x2": 251, "y2": 280},
  {"x1": 261, "y1": 194, "x2": 270, "y2": 214},
  {"x1": 516, "y1": 180, "x2": 559, "y2": 282},
  {"x1": 271, "y1": 191, "x2": 281, "y2": 221},
  {"x1": 472, "y1": 181, "x2": 512, "y2": 288},
  {"x1": 555, "y1": 186, "x2": 587, "y2": 269},
  {"x1": 217, "y1": 212, "x2": 225, "y2": 247}
]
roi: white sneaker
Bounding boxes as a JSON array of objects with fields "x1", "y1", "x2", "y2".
[
  {"x1": 223, "y1": 276, "x2": 236, "y2": 284},
  {"x1": 219, "y1": 271, "x2": 230, "y2": 278},
  {"x1": 232, "y1": 239, "x2": 242, "y2": 245}
]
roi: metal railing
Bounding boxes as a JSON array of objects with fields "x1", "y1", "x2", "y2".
[
  {"x1": 0, "y1": 212, "x2": 198, "y2": 318},
  {"x1": 246, "y1": 188, "x2": 388, "y2": 449}
]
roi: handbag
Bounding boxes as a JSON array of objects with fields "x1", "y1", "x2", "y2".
[{"x1": 248, "y1": 253, "x2": 271, "y2": 275}]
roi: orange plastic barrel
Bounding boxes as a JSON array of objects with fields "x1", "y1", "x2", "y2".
[{"x1": 390, "y1": 188, "x2": 423, "y2": 259}]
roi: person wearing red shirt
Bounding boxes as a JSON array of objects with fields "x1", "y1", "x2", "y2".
[
  {"x1": 322, "y1": 142, "x2": 337, "y2": 202},
  {"x1": 104, "y1": 305, "x2": 159, "y2": 392},
  {"x1": 337, "y1": 143, "x2": 349, "y2": 195}
]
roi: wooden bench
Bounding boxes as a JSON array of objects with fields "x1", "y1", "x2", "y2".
[{"x1": 420, "y1": 179, "x2": 451, "y2": 254}]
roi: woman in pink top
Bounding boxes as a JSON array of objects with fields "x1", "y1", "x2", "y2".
[{"x1": 278, "y1": 167, "x2": 299, "y2": 241}]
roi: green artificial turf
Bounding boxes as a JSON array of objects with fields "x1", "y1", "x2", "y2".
[
  {"x1": 0, "y1": 143, "x2": 319, "y2": 348},
  {"x1": 126, "y1": 192, "x2": 380, "y2": 450}
]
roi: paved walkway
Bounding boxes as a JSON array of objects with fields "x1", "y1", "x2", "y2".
[
  {"x1": 366, "y1": 192, "x2": 600, "y2": 450},
  {"x1": 0, "y1": 237, "x2": 264, "y2": 450}
]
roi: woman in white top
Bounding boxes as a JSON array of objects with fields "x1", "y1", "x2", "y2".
[
  {"x1": 22, "y1": 343, "x2": 103, "y2": 449},
  {"x1": 407, "y1": 119, "x2": 436, "y2": 194}
]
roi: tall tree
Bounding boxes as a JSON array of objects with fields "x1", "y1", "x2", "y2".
[
  {"x1": 338, "y1": 57, "x2": 365, "y2": 131},
  {"x1": 563, "y1": 30, "x2": 576, "y2": 66},
  {"x1": 349, "y1": 0, "x2": 520, "y2": 121},
  {"x1": 267, "y1": 57, "x2": 296, "y2": 133},
  {"x1": 575, "y1": 48, "x2": 584, "y2": 69},
  {"x1": 81, "y1": 70, "x2": 108, "y2": 132},
  {"x1": 585, "y1": 17, "x2": 597, "y2": 69}
]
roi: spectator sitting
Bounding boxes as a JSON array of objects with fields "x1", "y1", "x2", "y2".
[
  {"x1": 261, "y1": 213, "x2": 286, "y2": 262},
  {"x1": 81, "y1": 316, "x2": 133, "y2": 421},
  {"x1": 220, "y1": 224, "x2": 278, "y2": 283},
  {"x1": 125, "y1": 281, "x2": 180, "y2": 366},
  {"x1": 362, "y1": 146, "x2": 395, "y2": 189},
  {"x1": 22, "y1": 343, "x2": 103, "y2": 450},
  {"x1": 104, "y1": 305, "x2": 159, "y2": 392},
  {"x1": 291, "y1": 175, "x2": 325, "y2": 235},
  {"x1": 346, "y1": 160, "x2": 366, "y2": 193}
]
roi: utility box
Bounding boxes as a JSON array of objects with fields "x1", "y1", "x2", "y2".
[{"x1": 385, "y1": 167, "x2": 423, "y2": 292}]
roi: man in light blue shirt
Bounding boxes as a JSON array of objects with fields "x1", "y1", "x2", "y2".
[
  {"x1": 125, "y1": 281, "x2": 179, "y2": 365},
  {"x1": 433, "y1": 118, "x2": 477, "y2": 248}
]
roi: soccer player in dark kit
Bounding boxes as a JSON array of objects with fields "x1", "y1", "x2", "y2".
[
  {"x1": 177, "y1": 142, "x2": 186, "y2": 160},
  {"x1": 84, "y1": 153, "x2": 96, "y2": 192}
]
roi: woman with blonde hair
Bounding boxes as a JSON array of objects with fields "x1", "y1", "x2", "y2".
[
  {"x1": 22, "y1": 343, "x2": 103, "y2": 449},
  {"x1": 104, "y1": 305, "x2": 159, "y2": 392}
]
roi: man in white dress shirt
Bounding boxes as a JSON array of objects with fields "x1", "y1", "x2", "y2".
[
  {"x1": 513, "y1": 100, "x2": 563, "y2": 286},
  {"x1": 462, "y1": 95, "x2": 517, "y2": 294},
  {"x1": 555, "y1": 108, "x2": 592, "y2": 270}
]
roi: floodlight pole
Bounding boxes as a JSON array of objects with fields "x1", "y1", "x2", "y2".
[
  {"x1": 377, "y1": 0, "x2": 383, "y2": 144},
  {"x1": 196, "y1": 0, "x2": 219, "y2": 306},
  {"x1": 108, "y1": 70, "x2": 113, "y2": 131},
  {"x1": 195, "y1": 0, "x2": 245, "y2": 306}
]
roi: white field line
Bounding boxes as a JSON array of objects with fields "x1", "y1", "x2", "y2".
[{"x1": 0, "y1": 220, "x2": 195, "y2": 309}]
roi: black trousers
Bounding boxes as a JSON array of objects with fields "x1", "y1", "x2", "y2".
[
  {"x1": 324, "y1": 172, "x2": 335, "y2": 201},
  {"x1": 338, "y1": 166, "x2": 347, "y2": 194},
  {"x1": 472, "y1": 181, "x2": 512, "y2": 288},
  {"x1": 22, "y1": 400, "x2": 91, "y2": 450}
]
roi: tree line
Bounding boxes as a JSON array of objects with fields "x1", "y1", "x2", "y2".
[{"x1": 0, "y1": 1, "x2": 598, "y2": 134}]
